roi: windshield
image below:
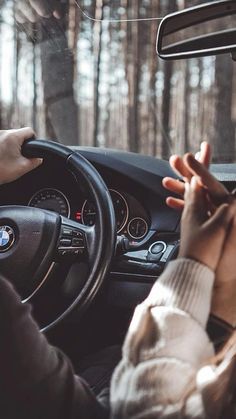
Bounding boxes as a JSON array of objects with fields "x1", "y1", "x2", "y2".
[{"x1": 0, "y1": 0, "x2": 235, "y2": 163}]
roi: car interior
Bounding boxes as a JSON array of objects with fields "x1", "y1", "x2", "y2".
[{"x1": 0, "y1": 0, "x2": 236, "y2": 399}]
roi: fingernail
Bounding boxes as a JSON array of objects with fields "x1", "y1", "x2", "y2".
[
  {"x1": 185, "y1": 182, "x2": 190, "y2": 193},
  {"x1": 195, "y1": 151, "x2": 200, "y2": 161},
  {"x1": 191, "y1": 176, "x2": 197, "y2": 186},
  {"x1": 231, "y1": 188, "x2": 236, "y2": 197},
  {"x1": 53, "y1": 11, "x2": 61, "y2": 19}
]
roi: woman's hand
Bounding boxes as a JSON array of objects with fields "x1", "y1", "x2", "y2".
[
  {"x1": 179, "y1": 176, "x2": 234, "y2": 272},
  {"x1": 164, "y1": 144, "x2": 236, "y2": 325},
  {"x1": 211, "y1": 209, "x2": 236, "y2": 326},
  {"x1": 0, "y1": 128, "x2": 42, "y2": 184},
  {"x1": 163, "y1": 142, "x2": 229, "y2": 210}
]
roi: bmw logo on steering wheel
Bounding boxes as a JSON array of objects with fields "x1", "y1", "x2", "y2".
[{"x1": 0, "y1": 226, "x2": 15, "y2": 252}]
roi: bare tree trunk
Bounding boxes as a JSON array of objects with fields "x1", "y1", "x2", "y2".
[
  {"x1": 11, "y1": 15, "x2": 20, "y2": 126},
  {"x1": 32, "y1": 40, "x2": 37, "y2": 131},
  {"x1": 93, "y1": 0, "x2": 104, "y2": 147},
  {"x1": 213, "y1": 55, "x2": 235, "y2": 162},
  {"x1": 161, "y1": 60, "x2": 173, "y2": 159},
  {"x1": 0, "y1": 12, "x2": 2, "y2": 129},
  {"x1": 39, "y1": 4, "x2": 79, "y2": 145},
  {"x1": 150, "y1": 0, "x2": 160, "y2": 156},
  {"x1": 126, "y1": 0, "x2": 141, "y2": 153},
  {"x1": 161, "y1": 0, "x2": 177, "y2": 158},
  {"x1": 184, "y1": 60, "x2": 190, "y2": 151}
]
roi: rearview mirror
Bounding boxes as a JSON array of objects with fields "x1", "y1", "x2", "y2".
[{"x1": 157, "y1": 0, "x2": 236, "y2": 60}]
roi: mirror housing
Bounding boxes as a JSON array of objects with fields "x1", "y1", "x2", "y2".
[{"x1": 157, "y1": 0, "x2": 236, "y2": 60}]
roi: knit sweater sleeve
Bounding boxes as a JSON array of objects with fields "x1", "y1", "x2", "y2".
[{"x1": 110, "y1": 258, "x2": 218, "y2": 418}]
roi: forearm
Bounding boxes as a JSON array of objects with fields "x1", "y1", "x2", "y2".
[
  {"x1": 0, "y1": 277, "x2": 106, "y2": 419},
  {"x1": 211, "y1": 282, "x2": 236, "y2": 327},
  {"x1": 111, "y1": 258, "x2": 215, "y2": 418}
]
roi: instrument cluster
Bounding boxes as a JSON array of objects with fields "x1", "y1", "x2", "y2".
[{"x1": 28, "y1": 186, "x2": 150, "y2": 241}]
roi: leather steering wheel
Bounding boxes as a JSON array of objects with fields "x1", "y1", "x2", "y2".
[{"x1": 0, "y1": 140, "x2": 116, "y2": 332}]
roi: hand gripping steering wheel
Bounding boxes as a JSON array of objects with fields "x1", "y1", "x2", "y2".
[{"x1": 0, "y1": 140, "x2": 116, "y2": 332}]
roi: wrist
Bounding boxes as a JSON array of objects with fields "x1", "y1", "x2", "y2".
[
  {"x1": 211, "y1": 284, "x2": 236, "y2": 327},
  {"x1": 147, "y1": 258, "x2": 215, "y2": 328},
  {"x1": 178, "y1": 251, "x2": 216, "y2": 272}
]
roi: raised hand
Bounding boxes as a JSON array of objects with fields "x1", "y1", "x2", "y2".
[
  {"x1": 163, "y1": 143, "x2": 236, "y2": 325},
  {"x1": 163, "y1": 142, "x2": 228, "y2": 210},
  {"x1": 179, "y1": 176, "x2": 234, "y2": 272},
  {"x1": 211, "y1": 210, "x2": 236, "y2": 326}
]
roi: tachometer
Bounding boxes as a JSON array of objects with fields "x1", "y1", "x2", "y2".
[
  {"x1": 82, "y1": 189, "x2": 129, "y2": 233},
  {"x1": 28, "y1": 188, "x2": 70, "y2": 217}
]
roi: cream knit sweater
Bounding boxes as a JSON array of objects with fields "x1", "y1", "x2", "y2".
[{"x1": 110, "y1": 258, "x2": 236, "y2": 418}]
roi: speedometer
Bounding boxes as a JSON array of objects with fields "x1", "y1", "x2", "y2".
[
  {"x1": 28, "y1": 188, "x2": 70, "y2": 217},
  {"x1": 82, "y1": 189, "x2": 129, "y2": 233}
]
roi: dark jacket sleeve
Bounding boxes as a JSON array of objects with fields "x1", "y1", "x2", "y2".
[{"x1": 0, "y1": 276, "x2": 107, "y2": 419}]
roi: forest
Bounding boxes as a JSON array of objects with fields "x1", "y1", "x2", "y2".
[{"x1": 0, "y1": 0, "x2": 235, "y2": 162}]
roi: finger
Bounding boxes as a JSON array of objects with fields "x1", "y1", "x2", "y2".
[
  {"x1": 204, "y1": 203, "x2": 233, "y2": 235},
  {"x1": 199, "y1": 141, "x2": 211, "y2": 168},
  {"x1": 184, "y1": 153, "x2": 228, "y2": 203},
  {"x1": 162, "y1": 177, "x2": 185, "y2": 196},
  {"x1": 19, "y1": 129, "x2": 42, "y2": 166},
  {"x1": 195, "y1": 151, "x2": 201, "y2": 161},
  {"x1": 29, "y1": 0, "x2": 52, "y2": 17},
  {"x1": 10, "y1": 127, "x2": 36, "y2": 146},
  {"x1": 166, "y1": 197, "x2": 184, "y2": 210},
  {"x1": 18, "y1": 1, "x2": 37, "y2": 22},
  {"x1": 15, "y1": 9, "x2": 27, "y2": 24},
  {"x1": 24, "y1": 156, "x2": 43, "y2": 170},
  {"x1": 169, "y1": 155, "x2": 192, "y2": 181},
  {"x1": 218, "y1": 208, "x2": 236, "y2": 258},
  {"x1": 18, "y1": 128, "x2": 40, "y2": 163},
  {"x1": 53, "y1": 4, "x2": 62, "y2": 19},
  {"x1": 29, "y1": 0, "x2": 61, "y2": 18},
  {"x1": 183, "y1": 177, "x2": 209, "y2": 224},
  {"x1": 19, "y1": 126, "x2": 36, "y2": 139}
]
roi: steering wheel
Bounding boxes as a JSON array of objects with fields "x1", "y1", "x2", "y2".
[{"x1": 0, "y1": 140, "x2": 116, "y2": 332}]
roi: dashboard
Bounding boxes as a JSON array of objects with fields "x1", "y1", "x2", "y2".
[
  {"x1": 0, "y1": 146, "x2": 235, "y2": 312},
  {"x1": 0, "y1": 147, "x2": 181, "y2": 287}
]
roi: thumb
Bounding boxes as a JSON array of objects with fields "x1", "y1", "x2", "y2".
[
  {"x1": 184, "y1": 153, "x2": 228, "y2": 205},
  {"x1": 183, "y1": 176, "x2": 208, "y2": 225},
  {"x1": 203, "y1": 203, "x2": 233, "y2": 237},
  {"x1": 28, "y1": 157, "x2": 43, "y2": 170}
]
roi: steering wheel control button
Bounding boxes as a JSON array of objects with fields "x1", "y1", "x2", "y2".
[
  {"x1": 62, "y1": 227, "x2": 73, "y2": 237},
  {"x1": 57, "y1": 223, "x2": 86, "y2": 260},
  {"x1": 72, "y1": 230, "x2": 83, "y2": 238},
  {"x1": 72, "y1": 237, "x2": 83, "y2": 247},
  {"x1": 59, "y1": 238, "x2": 72, "y2": 247},
  {"x1": 0, "y1": 226, "x2": 15, "y2": 252}
]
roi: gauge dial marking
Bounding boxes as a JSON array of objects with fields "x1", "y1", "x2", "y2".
[
  {"x1": 81, "y1": 189, "x2": 129, "y2": 233},
  {"x1": 128, "y1": 217, "x2": 148, "y2": 240},
  {"x1": 28, "y1": 188, "x2": 71, "y2": 218}
]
